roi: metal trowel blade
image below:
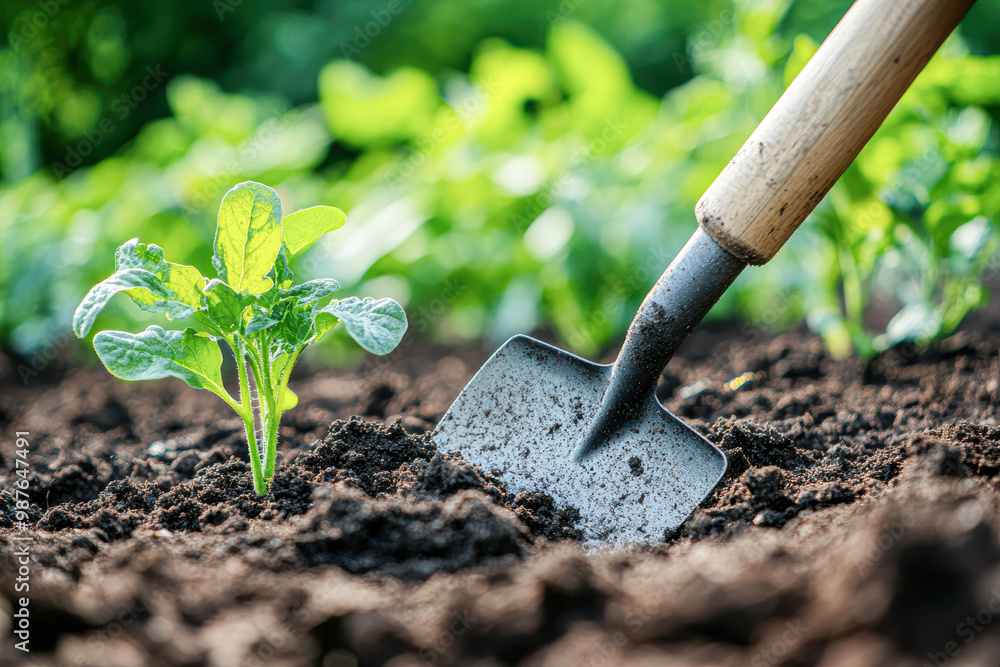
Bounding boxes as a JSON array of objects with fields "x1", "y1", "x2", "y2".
[{"x1": 433, "y1": 334, "x2": 727, "y2": 545}]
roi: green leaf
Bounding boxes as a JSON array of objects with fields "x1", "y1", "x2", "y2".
[
  {"x1": 315, "y1": 296, "x2": 407, "y2": 354},
  {"x1": 270, "y1": 354, "x2": 299, "y2": 411},
  {"x1": 93, "y1": 326, "x2": 230, "y2": 402},
  {"x1": 246, "y1": 311, "x2": 280, "y2": 335},
  {"x1": 212, "y1": 182, "x2": 283, "y2": 295},
  {"x1": 271, "y1": 352, "x2": 291, "y2": 384},
  {"x1": 281, "y1": 206, "x2": 346, "y2": 256},
  {"x1": 73, "y1": 269, "x2": 171, "y2": 338},
  {"x1": 255, "y1": 248, "x2": 295, "y2": 311},
  {"x1": 115, "y1": 238, "x2": 168, "y2": 272},
  {"x1": 203, "y1": 279, "x2": 244, "y2": 333},
  {"x1": 116, "y1": 238, "x2": 206, "y2": 310},
  {"x1": 318, "y1": 61, "x2": 440, "y2": 147},
  {"x1": 270, "y1": 248, "x2": 295, "y2": 290},
  {"x1": 124, "y1": 286, "x2": 200, "y2": 323},
  {"x1": 163, "y1": 264, "x2": 207, "y2": 309},
  {"x1": 281, "y1": 278, "x2": 341, "y2": 306},
  {"x1": 885, "y1": 302, "x2": 942, "y2": 344},
  {"x1": 272, "y1": 304, "x2": 314, "y2": 359},
  {"x1": 279, "y1": 388, "x2": 299, "y2": 411}
]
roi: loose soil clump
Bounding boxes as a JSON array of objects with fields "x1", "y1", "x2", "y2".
[{"x1": 3, "y1": 329, "x2": 1000, "y2": 666}]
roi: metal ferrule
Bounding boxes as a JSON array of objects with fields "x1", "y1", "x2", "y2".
[{"x1": 571, "y1": 228, "x2": 746, "y2": 461}]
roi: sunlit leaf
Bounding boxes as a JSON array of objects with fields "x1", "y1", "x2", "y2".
[
  {"x1": 212, "y1": 181, "x2": 283, "y2": 295},
  {"x1": 93, "y1": 326, "x2": 229, "y2": 400},
  {"x1": 73, "y1": 269, "x2": 172, "y2": 338},
  {"x1": 282, "y1": 206, "x2": 346, "y2": 256}
]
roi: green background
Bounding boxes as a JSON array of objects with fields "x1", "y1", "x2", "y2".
[{"x1": 2, "y1": 0, "x2": 1000, "y2": 364}]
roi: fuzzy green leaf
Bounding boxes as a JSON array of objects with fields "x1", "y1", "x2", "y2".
[
  {"x1": 281, "y1": 205, "x2": 346, "y2": 256},
  {"x1": 270, "y1": 353, "x2": 300, "y2": 410},
  {"x1": 73, "y1": 239, "x2": 206, "y2": 339},
  {"x1": 93, "y1": 326, "x2": 230, "y2": 402},
  {"x1": 255, "y1": 248, "x2": 295, "y2": 311},
  {"x1": 315, "y1": 296, "x2": 407, "y2": 354},
  {"x1": 124, "y1": 287, "x2": 199, "y2": 322},
  {"x1": 279, "y1": 388, "x2": 299, "y2": 411},
  {"x1": 281, "y1": 278, "x2": 341, "y2": 306},
  {"x1": 116, "y1": 238, "x2": 206, "y2": 309},
  {"x1": 203, "y1": 279, "x2": 244, "y2": 333},
  {"x1": 270, "y1": 248, "x2": 295, "y2": 290},
  {"x1": 162, "y1": 264, "x2": 207, "y2": 309},
  {"x1": 115, "y1": 238, "x2": 168, "y2": 273},
  {"x1": 272, "y1": 305, "x2": 313, "y2": 358},
  {"x1": 212, "y1": 182, "x2": 283, "y2": 295},
  {"x1": 73, "y1": 269, "x2": 171, "y2": 338},
  {"x1": 271, "y1": 352, "x2": 292, "y2": 386},
  {"x1": 246, "y1": 311, "x2": 280, "y2": 335}
]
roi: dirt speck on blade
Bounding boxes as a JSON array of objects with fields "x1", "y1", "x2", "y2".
[{"x1": 4, "y1": 329, "x2": 1000, "y2": 666}]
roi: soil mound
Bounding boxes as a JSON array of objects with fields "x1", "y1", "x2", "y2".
[{"x1": 3, "y1": 331, "x2": 1000, "y2": 665}]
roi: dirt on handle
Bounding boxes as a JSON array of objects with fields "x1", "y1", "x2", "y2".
[{"x1": 3, "y1": 329, "x2": 1000, "y2": 666}]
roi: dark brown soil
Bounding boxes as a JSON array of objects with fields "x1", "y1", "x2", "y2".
[{"x1": 3, "y1": 328, "x2": 1000, "y2": 666}]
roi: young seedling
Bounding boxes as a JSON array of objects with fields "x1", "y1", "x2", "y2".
[{"x1": 72, "y1": 181, "x2": 407, "y2": 494}]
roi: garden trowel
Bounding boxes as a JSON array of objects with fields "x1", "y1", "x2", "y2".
[{"x1": 433, "y1": 0, "x2": 974, "y2": 544}]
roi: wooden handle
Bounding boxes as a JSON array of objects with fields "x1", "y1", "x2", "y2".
[{"x1": 695, "y1": 0, "x2": 975, "y2": 265}]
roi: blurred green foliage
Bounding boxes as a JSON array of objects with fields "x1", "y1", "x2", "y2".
[{"x1": 1, "y1": 0, "x2": 999, "y2": 361}]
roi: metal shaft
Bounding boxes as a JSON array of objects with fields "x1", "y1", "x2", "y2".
[{"x1": 571, "y1": 227, "x2": 746, "y2": 461}]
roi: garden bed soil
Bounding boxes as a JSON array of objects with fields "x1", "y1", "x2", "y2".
[{"x1": 3, "y1": 327, "x2": 1000, "y2": 666}]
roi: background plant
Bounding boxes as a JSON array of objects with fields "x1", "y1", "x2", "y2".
[
  {"x1": 72, "y1": 181, "x2": 407, "y2": 493},
  {"x1": 3, "y1": 0, "x2": 999, "y2": 362}
]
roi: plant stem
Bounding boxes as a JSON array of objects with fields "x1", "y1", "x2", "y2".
[
  {"x1": 245, "y1": 359, "x2": 267, "y2": 458},
  {"x1": 242, "y1": 337, "x2": 280, "y2": 489},
  {"x1": 225, "y1": 331, "x2": 302, "y2": 494},
  {"x1": 266, "y1": 347, "x2": 302, "y2": 482},
  {"x1": 233, "y1": 338, "x2": 267, "y2": 495},
  {"x1": 259, "y1": 344, "x2": 279, "y2": 483}
]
